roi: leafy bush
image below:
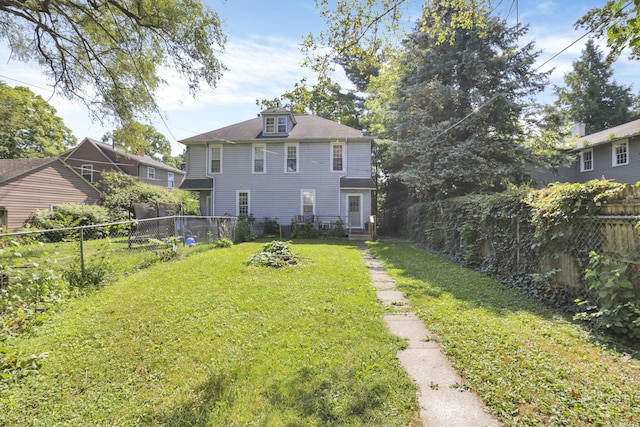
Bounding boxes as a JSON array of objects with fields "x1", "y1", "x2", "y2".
[
  {"x1": 62, "y1": 251, "x2": 115, "y2": 290},
  {"x1": 214, "y1": 238, "x2": 233, "y2": 248},
  {"x1": 97, "y1": 171, "x2": 198, "y2": 218},
  {"x1": 246, "y1": 240, "x2": 301, "y2": 267},
  {"x1": 574, "y1": 251, "x2": 640, "y2": 342},
  {"x1": 24, "y1": 204, "x2": 112, "y2": 240},
  {"x1": 262, "y1": 217, "x2": 279, "y2": 236},
  {"x1": 233, "y1": 217, "x2": 255, "y2": 243}
]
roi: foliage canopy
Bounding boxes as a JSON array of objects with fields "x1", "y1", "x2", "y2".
[
  {"x1": 0, "y1": 82, "x2": 75, "y2": 159},
  {"x1": 0, "y1": 0, "x2": 226, "y2": 124},
  {"x1": 389, "y1": 1, "x2": 548, "y2": 200},
  {"x1": 555, "y1": 39, "x2": 636, "y2": 134}
]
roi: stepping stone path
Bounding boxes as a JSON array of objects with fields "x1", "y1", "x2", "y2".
[{"x1": 361, "y1": 249, "x2": 502, "y2": 427}]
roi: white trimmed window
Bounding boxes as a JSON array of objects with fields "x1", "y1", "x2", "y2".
[
  {"x1": 285, "y1": 143, "x2": 298, "y2": 173},
  {"x1": 301, "y1": 189, "x2": 315, "y2": 216},
  {"x1": 237, "y1": 190, "x2": 250, "y2": 217},
  {"x1": 277, "y1": 117, "x2": 287, "y2": 133},
  {"x1": 81, "y1": 164, "x2": 94, "y2": 182},
  {"x1": 580, "y1": 149, "x2": 593, "y2": 172},
  {"x1": 209, "y1": 145, "x2": 222, "y2": 173},
  {"x1": 147, "y1": 166, "x2": 155, "y2": 179},
  {"x1": 253, "y1": 143, "x2": 266, "y2": 173},
  {"x1": 612, "y1": 140, "x2": 629, "y2": 166},
  {"x1": 265, "y1": 117, "x2": 275, "y2": 134},
  {"x1": 168, "y1": 172, "x2": 175, "y2": 188},
  {"x1": 331, "y1": 142, "x2": 345, "y2": 172},
  {"x1": 264, "y1": 116, "x2": 288, "y2": 135}
]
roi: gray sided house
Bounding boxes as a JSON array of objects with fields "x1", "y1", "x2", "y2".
[
  {"x1": 62, "y1": 137, "x2": 185, "y2": 189},
  {"x1": 179, "y1": 108, "x2": 375, "y2": 229},
  {"x1": 0, "y1": 157, "x2": 101, "y2": 231},
  {"x1": 556, "y1": 119, "x2": 640, "y2": 184}
]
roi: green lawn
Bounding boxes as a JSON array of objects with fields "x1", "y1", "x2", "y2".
[
  {"x1": 368, "y1": 241, "x2": 640, "y2": 427},
  {"x1": 0, "y1": 241, "x2": 419, "y2": 426}
]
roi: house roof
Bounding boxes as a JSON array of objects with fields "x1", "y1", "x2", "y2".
[
  {"x1": 179, "y1": 114, "x2": 372, "y2": 144},
  {"x1": 72, "y1": 137, "x2": 185, "y2": 174},
  {"x1": 0, "y1": 157, "x2": 58, "y2": 184},
  {"x1": 570, "y1": 119, "x2": 640, "y2": 152},
  {"x1": 179, "y1": 178, "x2": 213, "y2": 190},
  {"x1": 340, "y1": 177, "x2": 376, "y2": 190}
]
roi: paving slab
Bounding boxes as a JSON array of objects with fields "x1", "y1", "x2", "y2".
[{"x1": 362, "y1": 249, "x2": 501, "y2": 427}]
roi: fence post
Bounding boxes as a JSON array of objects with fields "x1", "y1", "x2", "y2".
[{"x1": 80, "y1": 226, "x2": 85, "y2": 279}]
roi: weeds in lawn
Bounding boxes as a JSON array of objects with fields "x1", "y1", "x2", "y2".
[
  {"x1": 0, "y1": 242, "x2": 419, "y2": 425},
  {"x1": 368, "y1": 241, "x2": 640, "y2": 427}
]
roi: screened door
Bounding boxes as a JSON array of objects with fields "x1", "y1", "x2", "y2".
[{"x1": 347, "y1": 195, "x2": 362, "y2": 228}]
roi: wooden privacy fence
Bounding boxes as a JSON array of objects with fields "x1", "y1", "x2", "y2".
[{"x1": 536, "y1": 214, "x2": 640, "y2": 292}]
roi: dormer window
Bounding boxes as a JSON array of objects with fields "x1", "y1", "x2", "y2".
[
  {"x1": 264, "y1": 116, "x2": 288, "y2": 135},
  {"x1": 261, "y1": 108, "x2": 296, "y2": 136},
  {"x1": 277, "y1": 117, "x2": 287, "y2": 133}
]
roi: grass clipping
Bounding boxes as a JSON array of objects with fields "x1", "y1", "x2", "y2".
[{"x1": 246, "y1": 240, "x2": 302, "y2": 267}]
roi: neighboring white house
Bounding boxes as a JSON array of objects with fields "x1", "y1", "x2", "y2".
[{"x1": 179, "y1": 108, "x2": 375, "y2": 230}]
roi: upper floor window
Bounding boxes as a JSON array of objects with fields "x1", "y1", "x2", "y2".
[
  {"x1": 285, "y1": 143, "x2": 298, "y2": 173},
  {"x1": 209, "y1": 145, "x2": 222, "y2": 173},
  {"x1": 580, "y1": 149, "x2": 593, "y2": 172},
  {"x1": 253, "y1": 143, "x2": 266, "y2": 173},
  {"x1": 331, "y1": 142, "x2": 345, "y2": 172},
  {"x1": 612, "y1": 140, "x2": 628, "y2": 166},
  {"x1": 81, "y1": 164, "x2": 94, "y2": 182},
  {"x1": 277, "y1": 117, "x2": 287, "y2": 133},
  {"x1": 168, "y1": 172, "x2": 175, "y2": 188},
  {"x1": 265, "y1": 117, "x2": 275, "y2": 133},
  {"x1": 147, "y1": 166, "x2": 155, "y2": 179},
  {"x1": 264, "y1": 116, "x2": 288, "y2": 135}
]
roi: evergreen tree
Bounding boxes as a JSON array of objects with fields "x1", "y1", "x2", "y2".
[
  {"x1": 390, "y1": 0, "x2": 548, "y2": 201},
  {"x1": 555, "y1": 39, "x2": 635, "y2": 134}
]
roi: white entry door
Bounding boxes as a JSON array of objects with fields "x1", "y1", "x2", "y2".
[{"x1": 347, "y1": 194, "x2": 362, "y2": 228}]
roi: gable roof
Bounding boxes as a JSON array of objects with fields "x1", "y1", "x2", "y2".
[
  {"x1": 67, "y1": 137, "x2": 184, "y2": 174},
  {"x1": 180, "y1": 114, "x2": 372, "y2": 144},
  {"x1": 571, "y1": 119, "x2": 640, "y2": 152},
  {"x1": 0, "y1": 158, "x2": 58, "y2": 184}
]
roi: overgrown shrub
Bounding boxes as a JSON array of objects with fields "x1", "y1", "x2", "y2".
[
  {"x1": 575, "y1": 251, "x2": 640, "y2": 342},
  {"x1": 98, "y1": 171, "x2": 198, "y2": 218},
  {"x1": 246, "y1": 241, "x2": 301, "y2": 268},
  {"x1": 234, "y1": 217, "x2": 255, "y2": 243},
  {"x1": 62, "y1": 251, "x2": 115, "y2": 290},
  {"x1": 214, "y1": 238, "x2": 233, "y2": 248},
  {"x1": 263, "y1": 217, "x2": 279, "y2": 236},
  {"x1": 403, "y1": 181, "x2": 631, "y2": 311},
  {"x1": 24, "y1": 204, "x2": 112, "y2": 240}
]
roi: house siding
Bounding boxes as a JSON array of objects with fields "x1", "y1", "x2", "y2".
[
  {"x1": 184, "y1": 140, "x2": 372, "y2": 225},
  {"x1": 0, "y1": 161, "x2": 101, "y2": 231},
  {"x1": 62, "y1": 140, "x2": 121, "y2": 183},
  {"x1": 570, "y1": 136, "x2": 640, "y2": 184}
]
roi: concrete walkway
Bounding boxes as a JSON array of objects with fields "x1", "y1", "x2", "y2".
[{"x1": 361, "y1": 249, "x2": 501, "y2": 427}]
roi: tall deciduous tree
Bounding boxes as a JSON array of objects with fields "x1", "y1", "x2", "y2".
[
  {"x1": 102, "y1": 121, "x2": 180, "y2": 166},
  {"x1": 554, "y1": 39, "x2": 635, "y2": 134},
  {"x1": 579, "y1": 0, "x2": 640, "y2": 60},
  {"x1": 390, "y1": 0, "x2": 548, "y2": 201},
  {"x1": 257, "y1": 77, "x2": 363, "y2": 129},
  {"x1": 0, "y1": 1, "x2": 226, "y2": 124},
  {"x1": 0, "y1": 82, "x2": 75, "y2": 159}
]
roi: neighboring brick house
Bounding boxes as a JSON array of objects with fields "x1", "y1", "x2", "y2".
[
  {"x1": 555, "y1": 119, "x2": 640, "y2": 184},
  {"x1": 62, "y1": 137, "x2": 185, "y2": 189},
  {"x1": 179, "y1": 108, "x2": 375, "y2": 230},
  {"x1": 0, "y1": 157, "x2": 101, "y2": 231}
]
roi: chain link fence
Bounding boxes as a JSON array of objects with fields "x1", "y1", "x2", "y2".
[{"x1": 1, "y1": 216, "x2": 235, "y2": 321}]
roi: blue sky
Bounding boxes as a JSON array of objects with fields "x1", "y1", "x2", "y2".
[{"x1": 0, "y1": 1, "x2": 637, "y2": 155}]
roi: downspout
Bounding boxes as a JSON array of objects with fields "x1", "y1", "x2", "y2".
[{"x1": 205, "y1": 142, "x2": 215, "y2": 216}]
